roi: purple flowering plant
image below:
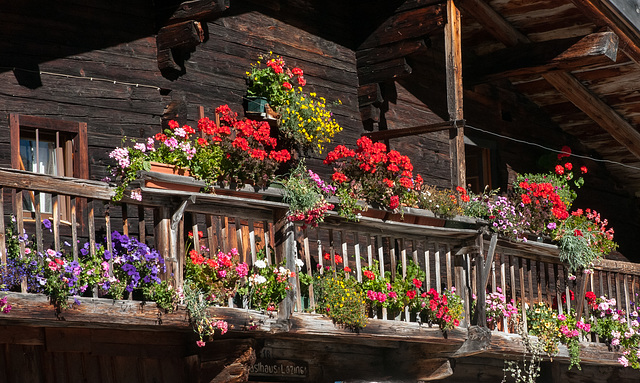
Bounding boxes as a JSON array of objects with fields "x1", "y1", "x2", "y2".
[
  {"x1": 485, "y1": 286, "x2": 517, "y2": 325},
  {"x1": 0, "y1": 295, "x2": 11, "y2": 314}
]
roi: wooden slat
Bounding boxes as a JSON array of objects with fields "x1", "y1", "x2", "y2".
[
  {"x1": 249, "y1": 219, "x2": 257, "y2": 265},
  {"x1": 354, "y1": 232, "x2": 363, "y2": 283},
  {"x1": 303, "y1": 230, "x2": 315, "y2": 312},
  {"x1": 341, "y1": 230, "x2": 349, "y2": 275},
  {"x1": 70, "y1": 197, "x2": 78, "y2": 261},
  {"x1": 425, "y1": 245, "x2": 431, "y2": 291},
  {"x1": 33, "y1": 191, "x2": 43, "y2": 255},
  {"x1": 457, "y1": 0, "x2": 529, "y2": 46},
  {"x1": 390, "y1": 238, "x2": 397, "y2": 281},
  {"x1": 52, "y1": 194, "x2": 60, "y2": 252},
  {"x1": 434, "y1": 243, "x2": 441, "y2": 294},
  {"x1": 446, "y1": 244, "x2": 452, "y2": 291},
  {"x1": 377, "y1": 234, "x2": 386, "y2": 320},
  {"x1": 138, "y1": 205, "x2": 146, "y2": 244}
]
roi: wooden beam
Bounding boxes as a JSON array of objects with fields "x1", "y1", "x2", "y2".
[
  {"x1": 445, "y1": 0, "x2": 466, "y2": 188},
  {"x1": 358, "y1": 4, "x2": 445, "y2": 49},
  {"x1": 357, "y1": 39, "x2": 428, "y2": 67},
  {"x1": 358, "y1": 58, "x2": 412, "y2": 86},
  {"x1": 362, "y1": 120, "x2": 464, "y2": 141},
  {"x1": 571, "y1": 0, "x2": 640, "y2": 65},
  {"x1": 157, "y1": 20, "x2": 205, "y2": 75},
  {"x1": 457, "y1": 0, "x2": 529, "y2": 46},
  {"x1": 460, "y1": 0, "x2": 640, "y2": 162},
  {"x1": 469, "y1": 32, "x2": 619, "y2": 83},
  {"x1": 166, "y1": 0, "x2": 230, "y2": 24},
  {"x1": 543, "y1": 70, "x2": 640, "y2": 159}
]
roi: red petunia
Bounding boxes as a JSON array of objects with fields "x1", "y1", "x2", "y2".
[
  {"x1": 564, "y1": 162, "x2": 573, "y2": 171},
  {"x1": 555, "y1": 165, "x2": 565, "y2": 175}
]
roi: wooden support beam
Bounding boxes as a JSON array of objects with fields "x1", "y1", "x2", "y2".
[
  {"x1": 166, "y1": 0, "x2": 230, "y2": 24},
  {"x1": 157, "y1": 20, "x2": 205, "y2": 76},
  {"x1": 468, "y1": 31, "x2": 619, "y2": 83},
  {"x1": 360, "y1": 104, "x2": 381, "y2": 124},
  {"x1": 362, "y1": 120, "x2": 465, "y2": 141},
  {"x1": 570, "y1": 0, "x2": 640, "y2": 65},
  {"x1": 543, "y1": 70, "x2": 640, "y2": 159},
  {"x1": 457, "y1": 0, "x2": 529, "y2": 46},
  {"x1": 358, "y1": 58, "x2": 412, "y2": 86},
  {"x1": 357, "y1": 39, "x2": 428, "y2": 67},
  {"x1": 358, "y1": 4, "x2": 445, "y2": 49},
  {"x1": 460, "y1": 0, "x2": 640, "y2": 162},
  {"x1": 445, "y1": 0, "x2": 466, "y2": 189}
]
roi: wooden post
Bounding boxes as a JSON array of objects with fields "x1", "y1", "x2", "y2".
[{"x1": 445, "y1": 0, "x2": 466, "y2": 188}]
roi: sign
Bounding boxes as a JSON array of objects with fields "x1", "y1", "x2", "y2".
[{"x1": 249, "y1": 358, "x2": 309, "y2": 381}]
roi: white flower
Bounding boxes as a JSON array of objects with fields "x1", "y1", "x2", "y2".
[
  {"x1": 295, "y1": 259, "x2": 304, "y2": 270},
  {"x1": 279, "y1": 266, "x2": 288, "y2": 275},
  {"x1": 254, "y1": 260, "x2": 267, "y2": 269},
  {"x1": 250, "y1": 275, "x2": 267, "y2": 285}
]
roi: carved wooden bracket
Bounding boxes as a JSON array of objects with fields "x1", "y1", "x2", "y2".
[
  {"x1": 157, "y1": 20, "x2": 205, "y2": 77},
  {"x1": 156, "y1": 0, "x2": 230, "y2": 78}
]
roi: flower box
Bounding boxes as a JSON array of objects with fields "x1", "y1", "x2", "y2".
[
  {"x1": 140, "y1": 162, "x2": 204, "y2": 193},
  {"x1": 360, "y1": 205, "x2": 480, "y2": 229}
]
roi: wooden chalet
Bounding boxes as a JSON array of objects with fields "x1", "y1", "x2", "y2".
[{"x1": 3, "y1": 0, "x2": 640, "y2": 382}]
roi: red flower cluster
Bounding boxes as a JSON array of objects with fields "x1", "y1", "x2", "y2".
[
  {"x1": 518, "y1": 181, "x2": 569, "y2": 220},
  {"x1": 209, "y1": 105, "x2": 291, "y2": 187},
  {"x1": 585, "y1": 291, "x2": 597, "y2": 310},
  {"x1": 456, "y1": 186, "x2": 470, "y2": 202},
  {"x1": 323, "y1": 252, "x2": 343, "y2": 264},
  {"x1": 324, "y1": 136, "x2": 423, "y2": 211},
  {"x1": 418, "y1": 288, "x2": 458, "y2": 327}
]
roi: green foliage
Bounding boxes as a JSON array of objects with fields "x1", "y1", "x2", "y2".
[
  {"x1": 416, "y1": 185, "x2": 464, "y2": 218},
  {"x1": 282, "y1": 161, "x2": 335, "y2": 227},
  {"x1": 314, "y1": 270, "x2": 367, "y2": 330},
  {"x1": 246, "y1": 52, "x2": 298, "y2": 109},
  {"x1": 183, "y1": 283, "x2": 229, "y2": 347},
  {"x1": 240, "y1": 250, "x2": 293, "y2": 312}
]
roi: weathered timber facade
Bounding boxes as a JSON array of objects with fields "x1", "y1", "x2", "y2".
[{"x1": 3, "y1": 0, "x2": 640, "y2": 382}]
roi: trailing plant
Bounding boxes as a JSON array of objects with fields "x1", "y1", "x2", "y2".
[
  {"x1": 183, "y1": 282, "x2": 229, "y2": 347},
  {"x1": 554, "y1": 208, "x2": 617, "y2": 273},
  {"x1": 589, "y1": 294, "x2": 640, "y2": 368},
  {"x1": 502, "y1": 321, "x2": 543, "y2": 383},
  {"x1": 282, "y1": 161, "x2": 335, "y2": 228}
]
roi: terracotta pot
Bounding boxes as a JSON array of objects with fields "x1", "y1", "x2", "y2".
[
  {"x1": 148, "y1": 161, "x2": 190, "y2": 176},
  {"x1": 145, "y1": 162, "x2": 201, "y2": 193}
]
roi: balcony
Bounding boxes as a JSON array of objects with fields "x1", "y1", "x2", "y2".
[{"x1": 0, "y1": 168, "x2": 638, "y2": 381}]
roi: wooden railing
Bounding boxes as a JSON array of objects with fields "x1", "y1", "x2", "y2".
[{"x1": 2, "y1": 167, "x2": 640, "y2": 342}]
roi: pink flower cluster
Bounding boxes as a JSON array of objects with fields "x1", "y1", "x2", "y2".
[
  {"x1": 486, "y1": 287, "x2": 517, "y2": 323},
  {"x1": 0, "y1": 296, "x2": 11, "y2": 314}
]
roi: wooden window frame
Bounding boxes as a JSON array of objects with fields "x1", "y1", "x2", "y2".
[{"x1": 9, "y1": 114, "x2": 88, "y2": 225}]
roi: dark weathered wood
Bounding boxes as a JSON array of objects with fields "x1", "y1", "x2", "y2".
[
  {"x1": 358, "y1": 83, "x2": 384, "y2": 106},
  {"x1": 360, "y1": 104, "x2": 381, "y2": 124},
  {"x1": 457, "y1": 0, "x2": 529, "y2": 46},
  {"x1": 165, "y1": 0, "x2": 230, "y2": 24},
  {"x1": 357, "y1": 39, "x2": 427, "y2": 67},
  {"x1": 543, "y1": 70, "x2": 640, "y2": 161},
  {"x1": 358, "y1": 57, "x2": 412, "y2": 86},
  {"x1": 358, "y1": 4, "x2": 445, "y2": 49},
  {"x1": 362, "y1": 120, "x2": 463, "y2": 141},
  {"x1": 0, "y1": 168, "x2": 115, "y2": 200},
  {"x1": 469, "y1": 32, "x2": 619, "y2": 83},
  {"x1": 570, "y1": 0, "x2": 640, "y2": 65},
  {"x1": 157, "y1": 20, "x2": 205, "y2": 74},
  {"x1": 445, "y1": 0, "x2": 465, "y2": 189}
]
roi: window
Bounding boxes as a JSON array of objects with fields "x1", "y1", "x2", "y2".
[
  {"x1": 465, "y1": 136, "x2": 495, "y2": 194},
  {"x1": 10, "y1": 114, "x2": 88, "y2": 222}
]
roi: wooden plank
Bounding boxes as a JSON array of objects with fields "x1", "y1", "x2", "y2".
[
  {"x1": 303, "y1": 230, "x2": 315, "y2": 311},
  {"x1": 354, "y1": 232, "x2": 362, "y2": 283},
  {"x1": 341, "y1": 230, "x2": 349, "y2": 275},
  {"x1": 357, "y1": 57, "x2": 412, "y2": 86},
  {"x1": 445, "y1": 244, "x2": 452, "y2": 291},
  {"x1": 469, "y1": 32, "x2": 619, "y2": 83},
  {"x1": 435, "y1": 243, "x2": 442, "y2": 294},
  {"x1": 445, "y1": 0, "x2": 465, "y2": 188},
  {"x1": 425, "y1": 245, "x2": 431, "y2": 291},
  {"x1": 358, "y1": 4, "x2": 445, "y2": 49},
  {"x1": 0, "y1": 168, "x2": 114, "y2": 200},
  {"x1": 362, "y1": 120, "x2": 462, "y2": 141},
  {"x1": 357, "y1": 39, "x2": 427, "y2": 67},
  {"x1": 0, "y1": 188, "x2": 4, "y2": 271},
  {"x1": 70, "y1": 197, "x2": 78, "y2": 261}
]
